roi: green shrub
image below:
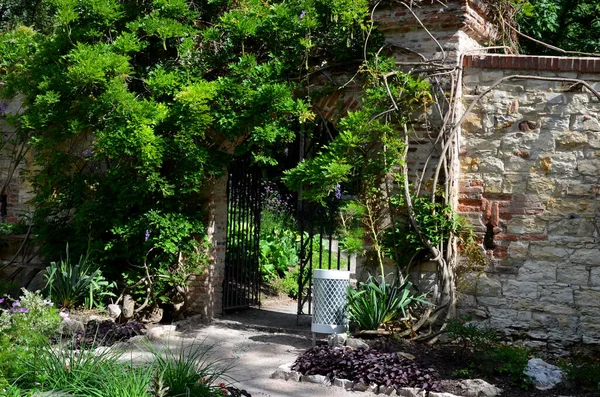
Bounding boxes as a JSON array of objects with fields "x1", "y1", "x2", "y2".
[
  {"x1": 446, "y1": 317, "x2": 532, "y2": 389},
  {"x1": 347, "y1": 275, "x2": 428, "y2": 331},
  {"x1": 562, "y1": 358, "x2": 600, "y2": 392},
  {"x1": 259, "y1": 229, "x2": 299, "y2": 281},
  {"x1": 44, "y1": 245, "x2": 116, "y2": 309},
  {"x1": 0, "y1": 289, "x2": 61, "y2": 384}
]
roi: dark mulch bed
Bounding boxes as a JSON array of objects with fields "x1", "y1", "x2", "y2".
[{"x1": 366, "y1": 337, "x2": 598, "y2": 397}]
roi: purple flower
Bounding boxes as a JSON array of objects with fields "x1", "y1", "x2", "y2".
[
  {"x1": 145, "y1": 229, "x2": 150, "y2": 241},
  {"x1": 0, "y1": 102, "x2": 7, "y2": 116},
  {"x1": 0, "y1": 298, "x2": 4, "y2": 304},
  {"x1": 82, "y1": 149, "x2": 93, "y2": 158},
  {"x1": 334, "y1": 184, "x2": 342, "y2": 200},
  {"x1": 16, "y1": 308, "x2": 28, "y2": 313},
  {"x1": 299, "y1": 10, "x2": 307, "y2": 19},
  {"x1": 12, "y1": 301, "x2": 21, "y2": 308},
  {"x1": 179, "y1": 37, "x2": 185, "y2": 43}
]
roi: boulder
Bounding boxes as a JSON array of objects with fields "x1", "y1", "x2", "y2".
[{"x1": 524, "y1": 358, "x2": 565, "y2": 390}]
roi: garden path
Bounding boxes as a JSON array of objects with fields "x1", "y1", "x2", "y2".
[{"x1": 121, "y1": 297, "x2": 382, "y2": 397}]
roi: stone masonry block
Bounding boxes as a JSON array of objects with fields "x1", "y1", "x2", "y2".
[
  {"x1": 476, "y1": 274, "x2": 502, "y2": 297},
  {"x1": 517, "y1": 261, "x2": 557, "y2": 283},
  {"x1": 574, "y1": 289, "x2": 600, "y2": 307},
  {"x1": 556, "y1": 263, "x2": 589, "y2": 286},
  {"x1": 506, "y1": 215, "x2": 546, "y2": 235},
  {"x1": 570, "y1": 248, "x2": 600, "y2": 265},
  {"x1": 539, "y1": 284, "x2": 574, "y2": 304},
  {"x1": 503, "y1": 280, "x2": 538, "y2": 299},
  {"x1": 528, "y1": 243, "x2": 570, "y2": 261}
]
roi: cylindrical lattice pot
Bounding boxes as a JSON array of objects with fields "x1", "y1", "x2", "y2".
[{"x1": 312, "y1": 269, "x2": 350, "y2": 334}]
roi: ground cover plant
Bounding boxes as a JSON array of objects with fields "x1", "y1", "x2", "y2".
[
  {"x1": 0, "y1": 294, "x2": 248, "y2": 396},
  {"x1": 292, "y1": 344, "x2": 442, "y2": 392}
]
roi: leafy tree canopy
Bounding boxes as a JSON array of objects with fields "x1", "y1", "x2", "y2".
[
  {"x1": 0, "y1": 0, "x2": 374, "y2": 300},
  {"x1": 515, "y1": 0, "x2": 600, "y2": 54}
]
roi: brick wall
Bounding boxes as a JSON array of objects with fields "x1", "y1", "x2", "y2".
[
  {"x1": 458, "y1": 54, "x2": 600, "y2": 349},
  {"x1": 186, "y1": 175, "x2": 228, "y2": 319}
]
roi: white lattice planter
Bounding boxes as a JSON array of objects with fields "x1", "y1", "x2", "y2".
[{"x1": 312, "y1": 269, "x2": 350, "y2": 334}]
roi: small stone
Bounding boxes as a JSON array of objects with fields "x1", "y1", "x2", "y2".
[
  {"x1": 107, "y1": 304, "x2": 121, "y2": 318},
  {"x1": 145, "y1": 325, "x2": 177, "y2": 341},
  {"x1": 457, "y1": 379, "x2": 503, "y2": 396},
  {"x1": 271, "y1": 363, "x2": 294, "y2": 380},
  {"x1": 396, "y1": 387, "x2": 425, "y2": 397},
  {"x1": 333, "y1": 378, "x2": 353, "y2": 390},
  {"x1": 398, "y1": 351, "x2": 416, "y2": 360},
  {"x1": 524, "y1": 358, "x2": 565, "y2": 390},
  {"x1": 328, "y1": 333, "x2": 347, "y2": 347},
  {"x1": 352, "y1": 382, "x2": 369, "y2": 391},
  {"x1": 288, "y1": 371, "x2": 301, "y2": 382},
  {"x1": 59, "y1": 318, "x2": 84, "y2": 336},
  {"x1": 302, "y1": 374, "x2": 330, "y2": 385},
  {"x1": 122, "y1": 295, "x2": 135, "y2": 319},
  {"x1": 345, "y1": 338, "x2": 369, "y2": 349}
]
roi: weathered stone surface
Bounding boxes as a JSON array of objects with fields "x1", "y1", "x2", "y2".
[
  {"x1": 570, "y1": 248, "x2": 600, "y2": 265},
  {"x1": 396, "y1": 388, "x2": 426, "y2": 397},
  {"x1": 328, "y1": 333, "x2": 347, "y2": 347},
  {"x1": 122, "y1": 294, "x2": 135, "y2": 319},
  {"x1": 555, "y1": 131, "x2": 587, "y2": 147},
  {"x1": 478, "y1": 157, "x2": 504, "y2": 173},
  {"x1": 539, "y1": 284, "x2": 574, "y2": 304},
  {"x1": 506, "y1": 216, "x2": 546, "y2": 235},
  {"x1": 528, "y1": 244, "x2": 569, "y2": 261},
  {"x1": 302, "y1": 374, "x2": 331, "y2": 385},
  {"x1": 517, "y1": 261, "x2": 556, "y2": 283},
  {"x1": 574, "y1": 289, "x2": 600, "y2": 307},
  {"x1": 345, "y1": 337, "x2": 369, "y2": 350},
  {"x1": 59, "y1": 317, "x2": 84, "y2": 336},
  {"x1": 524, "y1": 358, "x2": 565, "y2": 390},
  {"x1": 503, "y1": 280, "x2": 538, "y2": 299},
  {"x1": 476, "y1": 275, "x2": 502, "y2": 297},
  {"x1": 571, "y1": 115, "x2": 600, "y2": 132},
  {"x1": 146, "y1": 325, "x2": 177, "y2": 341},
  {"x1": 107, "y1": 304, "x2": 121, "y2": 318},
  {"x1": 578, "y1": 159, "x2": 600, "y2": 175},
  {"x1": 330, "y1": 378, "x2": 351, "y2": 390},
  {"x1": 456, "y1": 379, "x2": 503, "y2": 397},
  {"x1": 556, "y1": 263, "x2": 589, "y2": 286}
]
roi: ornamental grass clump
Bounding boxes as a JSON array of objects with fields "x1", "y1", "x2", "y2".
[
  {"x1": 346, "y1": 275, "x2": 429, "y2": 331},
  {"x1": 149, "y1": 340, "x2": 235, "y2": 397}
]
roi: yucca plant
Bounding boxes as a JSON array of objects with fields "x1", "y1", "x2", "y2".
[
  {"x1": 347, "y1": 274, "x2": 429, "y2": 331},
  {"x1": 43, "y1": 244, "x2": 115, "y2": 309}
]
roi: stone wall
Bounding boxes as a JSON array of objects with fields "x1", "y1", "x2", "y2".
[
  {"x1": 0, "y1": 96, "x2": 35, "y2": 224},
  {"x1": 458, "y1": 54, "x2": 600, "y2": 348}
]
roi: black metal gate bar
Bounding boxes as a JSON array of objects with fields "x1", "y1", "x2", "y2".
[
  {"x1": 223, "y1": 155, "x2": 262, "y2": 311},
  {"x1": 296, "y1": 199, "x2": 352, "y2": 320}
]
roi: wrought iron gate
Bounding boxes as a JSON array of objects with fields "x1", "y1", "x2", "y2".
[
  {"x1": 296, "y1": 198, "x2": 353, "y2": 318},
  {"x1": 222, "y1": 155, "x2": 262, "y2": 311}
]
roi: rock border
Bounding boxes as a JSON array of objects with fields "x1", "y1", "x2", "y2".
[{"x1": 270, "y1": 363, "x2": 464, "y2": 397}]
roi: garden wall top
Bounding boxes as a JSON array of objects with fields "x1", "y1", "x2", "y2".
[{"x1": 463, "y1": 54, "x2": 600, "y2": 74}]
